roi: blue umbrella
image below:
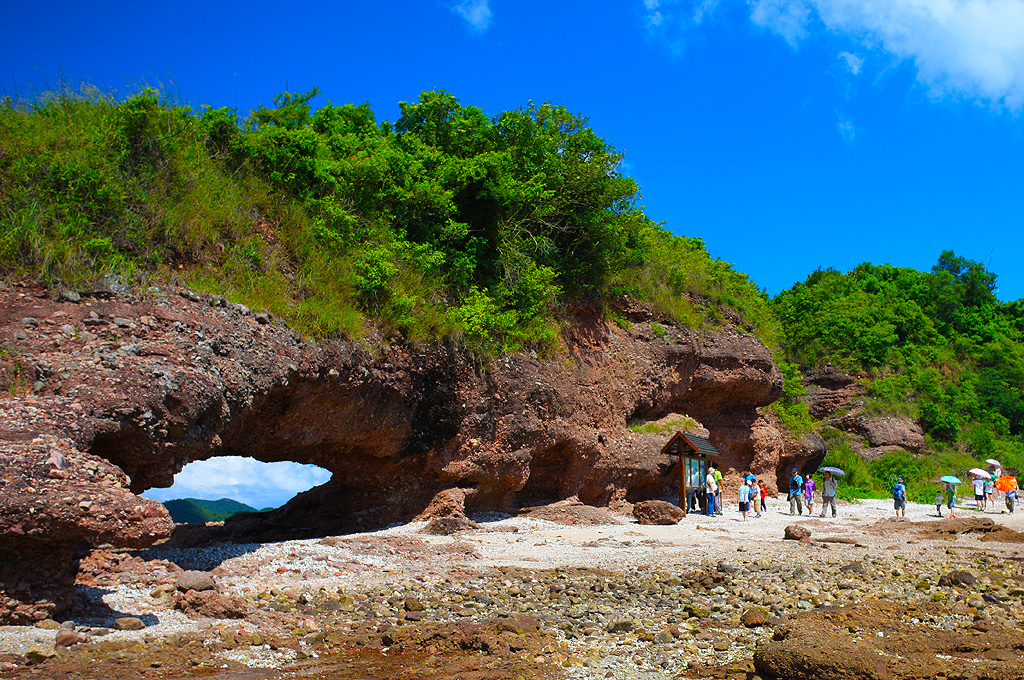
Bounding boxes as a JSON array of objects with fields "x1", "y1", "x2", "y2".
[{"x1": 940, "y1": 475, "x2": 962, "y2": 485}]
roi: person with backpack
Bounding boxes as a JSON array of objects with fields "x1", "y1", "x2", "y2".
[
  {"x1": 788, "y1": 468, "x2": 803, "y2": 515},
  {"x1": 893, "y1": 477, "x2": 907, "y2": 518}
]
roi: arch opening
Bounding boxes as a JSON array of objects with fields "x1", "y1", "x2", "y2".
[{"x1": 142, "y1": 456, "x2": 332, "y2": 522}]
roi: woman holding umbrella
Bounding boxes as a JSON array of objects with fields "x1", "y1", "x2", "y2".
[
  {"x1": 819, "y1": 467, "x2": 843, "y2": 518},
  {"x1": 940, "y1": 475, "x2": 961, "y2": 518}
]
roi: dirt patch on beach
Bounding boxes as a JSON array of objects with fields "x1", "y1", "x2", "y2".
[
  {"x1": 913, "y1": 517, "x2": 1024, "y2": 543},
  {"x1": 518, "y1": 503, "x2": 624, "y2": 526}
]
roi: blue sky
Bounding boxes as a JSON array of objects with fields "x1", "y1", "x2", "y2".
[{"x1": 5, "y1": 1, "x2": 1024, "y2": 506}]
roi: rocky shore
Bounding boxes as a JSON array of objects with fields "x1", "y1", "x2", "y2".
[{"x1": 2, "y1": 499, "x2": 1023, "y2": 679}]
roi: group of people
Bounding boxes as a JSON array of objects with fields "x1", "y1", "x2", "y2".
[
  {"x1": 698, "y1": 463, "x2": 1019, "y2": 521},
  {"x1": 900, "y1": 474, "x2": 1018, "y2": 518},
  {"x1": 700, "y1": 462, "x2": 769, "y2": 519},
  {"x1": 786, "y1": 468, "x2": 840, "y2": 518},
  {"x1": 701, "y1": 464, "x2": 842, "y2": 521}
]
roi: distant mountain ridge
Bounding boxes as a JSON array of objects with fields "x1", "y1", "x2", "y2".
[{"x1": 163, "y1": 498, "x2": 262, "y2": 524}]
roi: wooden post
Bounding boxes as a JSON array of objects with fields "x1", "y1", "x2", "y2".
[{"x1": 680, "y1": 453, "x2": 687, "y2": 517}]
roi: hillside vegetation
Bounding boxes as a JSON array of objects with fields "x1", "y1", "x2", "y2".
[
  {"x1": 0, "y1": 86, "x2": 773, "y2": 355},
  {"x1": 162, "y1": 498, "x2": 260, "y2": 524},
  {"x1": 772, "y1": 252, "x2": 1024, "y2": 501}
]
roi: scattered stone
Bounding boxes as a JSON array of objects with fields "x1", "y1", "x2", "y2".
[
  {"x1": 607, "y1": 619, "x2": 635, "y2": 633},
  {"x1": 741, "y1": 608, "x2": 768, "y2": 627},
  {"x1": 173, "y1": 590, "x2": 253, "y2": 620},
  {"x1": 54, "y1": 629, "x2": 88, "y2": 647},
  {"x1": 938, "y1": 570, "x2": 977, "y2": 588},
  {"x1": 177, "y1": 570, "x2": 218, "y2": 592},
  {"x1": 24, "y1": 647, "x2": 56, "y2": 665},
  {"x1": 114, "y1": 617, "x2": 145, "y2": 631}
]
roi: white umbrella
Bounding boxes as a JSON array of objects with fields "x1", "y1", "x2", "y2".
[
  {"x1": 986, "y1": 459, "x2": 1002, "y2": 468},
  {"x1": 969, "y1": 467, "x2": 992, "y2": 479}
]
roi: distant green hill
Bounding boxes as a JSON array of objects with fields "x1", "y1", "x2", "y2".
[{"x1": 164, "y1": 498, "x2": 260, "y2": 524}]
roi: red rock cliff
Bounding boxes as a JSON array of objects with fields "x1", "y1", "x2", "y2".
[{"x1": 0, "y1": 284, "x2": 788, "y2": 622}]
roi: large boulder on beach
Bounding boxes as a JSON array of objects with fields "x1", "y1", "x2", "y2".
[
  {"x1": 173, "y1": 590, "x2": 252, "y2": 620},
  {"x1": 784, "y1": 524, "x2": 811, "y2": 541},
  {"x1": 633, "y1": 500, "x2": 684, "y2": 525}
]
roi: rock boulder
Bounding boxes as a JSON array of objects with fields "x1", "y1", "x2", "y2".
[{"x1": 632, "y1": 500, "x2": 684, "y2": 525}]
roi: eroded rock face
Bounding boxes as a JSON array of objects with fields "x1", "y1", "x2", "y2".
[
  {"x1": 0, "y1": 285, "x2": 785, "y2": 621},
  {"x1": 0, "y1": 431, "x2": 171, "y2": 623},
  {"x1": 803, "y1": 371, "x2": 865, "y2": 419},
  {"x1": 833, "y1": 413, "x2": 925, "y2": 455}
]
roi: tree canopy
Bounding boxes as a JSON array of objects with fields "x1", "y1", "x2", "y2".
[{"x1": 0, "y1": 86, "x2": 771, "y2": 354}]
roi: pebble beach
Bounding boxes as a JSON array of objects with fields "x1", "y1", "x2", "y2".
[{"x1": 1, "y1": 497, "x2": 1023, "y2": 679}]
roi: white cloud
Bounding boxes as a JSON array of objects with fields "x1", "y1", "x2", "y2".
[
  {"x1": 142, "y1": 457, "x2": 332, "y2": 510},
  {"x1": 644, "y1": 0, "x2": 665, "y2": 27},
  {"x1": 645, "y1": 0, "x2": 1024, "y2": 108},
  {"x1": 837, "y1": 112, "x2": 858, "y2": 143},
  {"x1": 752, "y1": 0, "x2": 1024, "y2": 109},
  {"x1": 693, "y1": 0, "x2": 720, "y2": 24},
  {"x1": 452, "y1": 0, "x2": 493, "y2": 33},
  {"x1": 644, "y1": 0, "x2": 722, "y2": 30},
  {"x1": 839, "y1": 50, "x2": 864, "y2": 75},
  {"x1": 749, "y1": 0, "x2": 813, "y2": 46}
]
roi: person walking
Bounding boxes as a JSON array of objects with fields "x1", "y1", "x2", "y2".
[
  {"x1": 892, "y1": 477, "x2": 907, "y2": 518},
  {"x1": 712, "y1": 463, "x2": 724, "y2": 516},
  {"x1": 803, "y1": 475, "x2": 817, "y2": 516},
  {"x1": 985, "y1": 476, "x2": 995, "y2": 510},
  {"x1": 945, "y1": 482, "x2": 957, "y2": 518},
  {"x1": 758, "y1": 480, "x2": 768, "y2": 514},
  {"x1": 738, "y1": 478, "x2": 751, "y2": 521},
  {"x1": 973, "y1": 476, "x2": 986, "y2": 511},
  {"x1": 934, "y1": 489, "x2": 944, "y2": 517},
  {"x1": 705, "y1": 466, "x2": 718, "y2": 517},
  {"x1": 820, "y1": 471, "x2": 838, "y2": 518},
  {"x1": 749, "y1": 475, "x2": 762, "y2": 518},
  {"x1": 788, "y1": 468, "x2": 803, "y2": 515}
]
